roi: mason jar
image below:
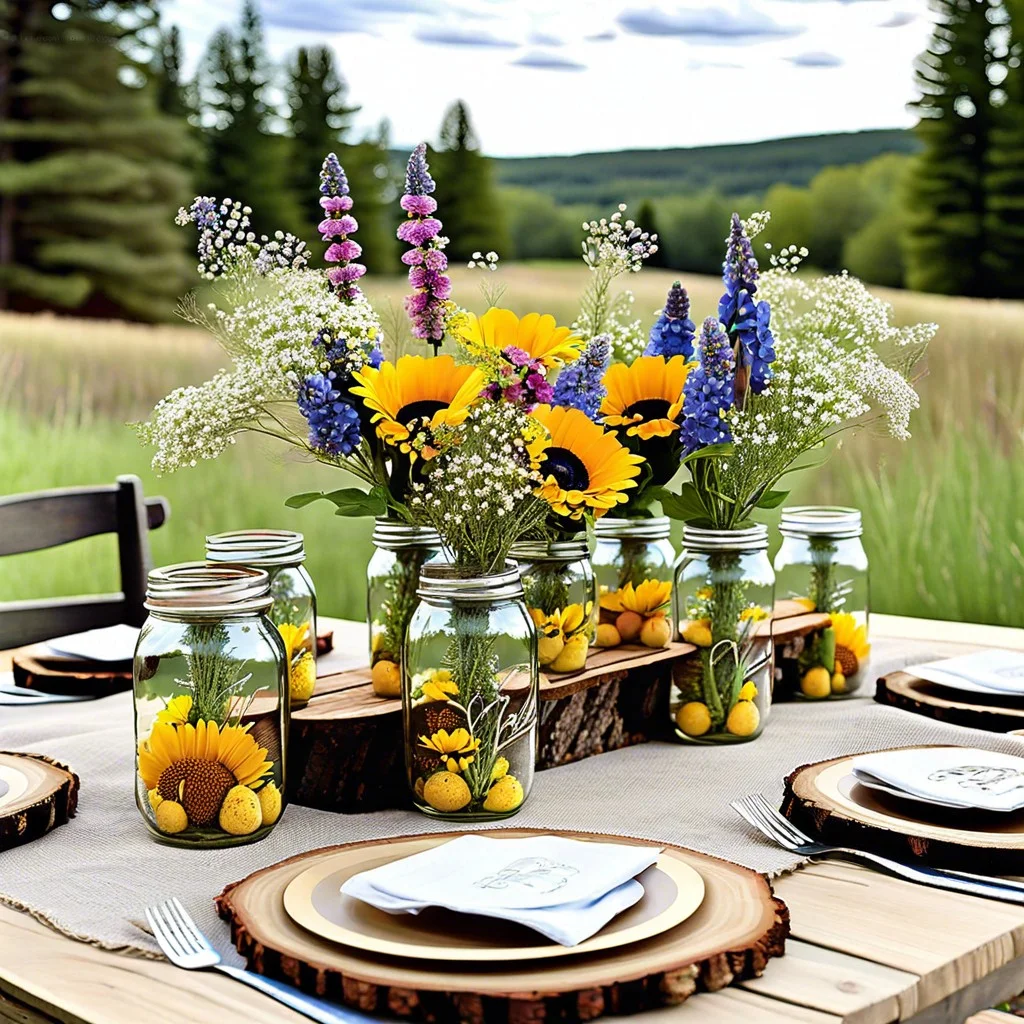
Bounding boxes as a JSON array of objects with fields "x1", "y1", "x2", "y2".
[
  {"x1": 774, "y1": 506, "x2": 870, "y2": 700},
  {"x1": 134, "y1": 564, "x2": 287, "y2": 847},
  {"x1": 367, "y1": 519, "x2": 447, "y2": 699},
  {"x1": 512, "y1": 538, "x2": 597, "y2": 674},
  {"x1": 592, "y1": 517, "x2": 675, "y2": 649},
  {"x1": 671, "y1": 524, "x2": 774, "y2": 744},
  {"x1": 403, "y1": 563, "x2": 538, "y2": 821},
  {"x1": 206, "y1": 530, "x2": 317, "y2": 707}
]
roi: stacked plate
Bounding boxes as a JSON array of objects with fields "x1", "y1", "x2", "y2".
[{"x1": 909, "y1": 650, "x2": 1024, "y2": 700}]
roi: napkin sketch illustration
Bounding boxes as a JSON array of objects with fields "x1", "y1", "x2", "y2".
[
  {"x1": 474, "y1": 857, "x2": 579, "y2": 895},
  {"x1": 929, "y1": 765, "x2": 1024, "y2": 794}
]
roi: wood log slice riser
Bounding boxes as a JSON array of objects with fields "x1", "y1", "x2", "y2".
[
  {"x1": 216, "y1": 830, "x2": 789, "y2": 1023},
  {"x1": 875, "y1": 673, "x2": 1024, "y2": 733},
  {"x1": 0, "y1": 753, "x2": 79, "y2": 852}
]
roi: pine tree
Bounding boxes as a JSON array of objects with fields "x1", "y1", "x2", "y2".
[
  {"x1": 156, "y1": 25, "x2": 189, "y2": 119},
  {"x1": 341, "y1": 121, "x2": 398, "y2": 275},
  {"x1": 904, "y1": 0, "x2": 1000, "y2": 296},
  {"x1": 0, "y1": 0, "x2": 192, "y2": 318},
  {"x1": 431, "y1": 100, "x2": 509, "y2": 262},
  {"x1": 199, "y1": 1, "x2": 300, "y2": 236},
  {"x1": 636, "y1": 199, "x2": 667, "y2": 267}
]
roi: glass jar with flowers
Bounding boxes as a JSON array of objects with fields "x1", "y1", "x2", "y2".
[
  {"x1": 658, "y1": 211, "x2": 934, "y2": 742},
  {"x1": 134, "y1": 564, "x2": 286, "y2": 846},
  {"x1": 774, "y1": 507, "x2": 870, "y2": 699},
  {"x1": 205, "y1": 530, "x2": 317, "y2": 708}
]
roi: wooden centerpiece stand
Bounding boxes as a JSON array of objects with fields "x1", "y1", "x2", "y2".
[{"x1": 875, "y1": 671, "x2": 1024, "y2": 733}]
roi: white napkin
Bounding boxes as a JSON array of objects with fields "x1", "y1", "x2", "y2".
[
  {"x1": 852, "y1": 747, "x2": 1024, "y2": 813},
  {"x1": 41, "y1": 624, "x2": 140, "y2": 663},
  {"x1": 909, "y1": 649, "x2": 1024, "y2": 696},
  {"x1": 341, "y1": 834, "x2": 661, "y2": 947}
]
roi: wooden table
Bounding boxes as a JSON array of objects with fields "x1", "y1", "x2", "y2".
[{"x1": 2, "y1": 614, "x2": 1024, "y2": 1024}]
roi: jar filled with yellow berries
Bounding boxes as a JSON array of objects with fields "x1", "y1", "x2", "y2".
[
  {"x1": 512, "y1": 538, "x2": 596, "y2": 674},
  {"x1": 134, "y1": 564, "x2": 286, "y2": 847},
  {"x1": 592, "y1": 517, "x2": 675, "y2": 650},
  {"x1": 206, "y1": 530, "x2": 317, "y2": 707},
  {"x1": 773, "y1": 506, "x2": 870, "y2": 700},
  {"x1": 672, "y1": 525, "x2": 774, "y2": 744}
]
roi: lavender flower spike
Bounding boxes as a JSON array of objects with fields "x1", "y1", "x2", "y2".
[
  {"x1": 398, "y1": 143, "x2": 450, "y2": 352},
  {"x1": 552, "y1": 334, "x2": 611, "y2": 421},
  {"x1": 319, "y1": 152, "x2": 365, "y2": 301},
  {"x1": 645, "y1": 280, "x2": 696, "y2": 359},
  {"x1": 679, "y1": 317, "x2": 735, "y2": 455}
]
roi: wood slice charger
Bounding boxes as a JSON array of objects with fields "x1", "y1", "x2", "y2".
[
  {"x1": 0, "y1": 752, "x2": 79, "y2": 851},
  {"x1": 216, "y1": 828, "x2": 789, "y2": 1023},
  {"x1": 875, "y1": 671, "x2": 1024, "y2": 733},
  {"x1": 782, "y1": 746, "x2": 1024, "y2": 873}
]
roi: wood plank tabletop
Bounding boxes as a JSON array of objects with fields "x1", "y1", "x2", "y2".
[{"x1": 2, "y1": 614, "x2": 1024, "y2": 1024}]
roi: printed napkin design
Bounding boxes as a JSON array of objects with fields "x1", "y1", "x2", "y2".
[
  {"x1": 909, "y1": 649, "x2": 1024, "y2": 696},
  {"x1": 474, "y1": 856, "x2": 579, "y2": 896}
]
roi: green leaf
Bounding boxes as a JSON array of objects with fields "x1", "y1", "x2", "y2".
[
  {"x1": 755, "y1": 488, "x2": 790, "y2": 510},
  {"x1": 330, "y1": 489, "x2": 388, "y2": 518},
  {"x1": 681, "y1": 442, "x2": 734, "y2": 467},
  {"x1": 654, "y1": 483, "x2": 707, "y2": 523},
  {"x1": 284, "y1": 491, "x2": 328, "y2": 509}
]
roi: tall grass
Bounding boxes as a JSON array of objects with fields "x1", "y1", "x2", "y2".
[{"x1": 1, "y1": 264, "x2": 1022, "y2": 626}]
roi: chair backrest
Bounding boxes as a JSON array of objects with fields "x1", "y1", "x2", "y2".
[{"x1": 0, "y1": 475, "x2": 170, "y2": 649}]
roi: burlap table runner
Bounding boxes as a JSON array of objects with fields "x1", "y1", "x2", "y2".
[{"x1": 2, "y1": 635, "x2": 1023, "y2": 963}]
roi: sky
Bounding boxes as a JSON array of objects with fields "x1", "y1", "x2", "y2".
[{"x1": 162, "y1": 0, "x2": 935, "y2": 157}]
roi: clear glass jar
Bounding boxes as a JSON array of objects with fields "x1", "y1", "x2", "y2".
[
  {"x1": 367, "y1": 519, "x2": 447, "y2": 699},
  {"x1": 206, "y1": 530, "x2": 317, "y2": 707},
  {"x1": 592, "y1": 517, "x2": 675, "y2": 649},
  {"x1": 774, "y1": 506, "x2": 870, "y2": 700},
  {"x1": 671, "y1": 525, "x2": 774, "y2": 744},
  {"x1": 134, "y1": 564, "x2": 287, "y2": 847},
  {"x1": 512, "y1": 538, "x2": 596, "y2": 674},
  {"x1": 404, "y1": 563, "x2": 538, "y2": 821}
]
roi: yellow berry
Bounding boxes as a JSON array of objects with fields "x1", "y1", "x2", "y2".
[
  {"x1": 423, "y1": 772, "x2": 471, "y2": 813},
  {"x1": 491, "y1": 756, "x2": 509, "y2": 781},
  {"x1": 548, "y1": 633, "x2": 589, "y2": 673},
  {"x1": 726, "y1": 700, "x2": 761, "y2": 737},
  {"x1": 738, "y1": 680, "x2": 758, "y2": 702},
  {"x1": 681, "y1": 619, "x2": 713, "y2": 647},
  {"x1": 640, "y1": 615, "x2": 672, "y2": 648},
  {"x1": 218, "y1": 785, "x2": 262, "y2": 836},
  {"x1": 289, "y1": 651, "x2": 316, "y2": 703},
  {"x1": 257, "y1": 782, "x2": 282, "y2": 826},
  {"x1": 483, "y1": 775, "x2": 525, "y2": 813},
  {"x1": 801, "y1": 666, "x2": 832, "y2": 699},
  {"x1": 831, "y1": 671, "x2": 847, "y2": 694},
  {"x1": 537, "y1": 633, "x2": 565, "y2": 666},
  {"x1": 616, "y1": 610, "x2": 643, "y2": 642},
  {"x1": 371, "y1": 659, "x2": 402, "y2": 698},
  {"x1": 676, "y1": 701, "x2": 712, "y2": 737},
  {"x1": 595, "y1": 623, "x2": 621, "y2": 648},
  {"x1": 155, "y1": 799, "x2": 188, "y2": 834}
]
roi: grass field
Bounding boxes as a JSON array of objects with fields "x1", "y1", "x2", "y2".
[{"x1": 1, "y1": 263, "x2": 1022, "y2": 626}]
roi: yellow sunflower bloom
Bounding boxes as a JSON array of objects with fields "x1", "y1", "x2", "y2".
[
  {"x1": 458, "y1": 307, "x2": 584, "y2": 368},
  {"x1": 277, "y1": 621, "x2": 310, "y2": 661},
  {"x1": 831, "y1": 612, "x2": 871, "y2": 675},
  {"x1": 530, "y1": 405, "x2": 644, "y2": 521},
  {"x1": 155, "y1": 695, "x2": 193, "y2": 726},
  {"x1": 600, "y1": 355, "x2": 692, "y2": 440},
  {"x1": 421, "y1": 670, "x2": 458, "y2": 702},
  {"x1": 418, "y1": 727, "x2": 481, "y2": 757},
  {"x1": 599, "y1": 579, "x2": 672, "y2": 616},
  {"x1": 350, "y1": 355, "x2": 484, "y2": 459},
  {"x1": 740, "y1": 606, "x2": 769, "y2": 623},
  {"x1": 529, "y1": 602, "x2": 592, "y2": 641}
]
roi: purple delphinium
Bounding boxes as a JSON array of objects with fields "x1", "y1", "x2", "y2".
[
  {"x1": 483, "y1": 346, "x2": 553, "y2": 411},
  {"x1": 645, "y1": 281, "x2": 696, "y2": 360},
  {"x1": 679, "y1": 317, "x2": 735, "y2": 455},
  {"x1": 398, "y1": 144, "x2": 451, "y2": 352},
  {"x1": 551, "y1": 334, "x2": 611, "y2": 421},
  {"x1": 718, "y1": 213, "x2": 774, "y2": 396},
  {"x1": 297, "y1": 371, "x2": 362, "y2": 456},
  {"x1": 319, "y1": 153, "x2": 366, "y2": 301}
]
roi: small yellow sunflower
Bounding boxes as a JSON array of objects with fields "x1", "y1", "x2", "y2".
[
  {"x1": 420, "y1": 670, "x2": 458, "y2": 702},
  {"x1": 530, "y1": 405, "x2": 644, "y2": 521},
  {"x1": 350, "y1": 355, "x2": 484, "y2": 459},
  {"x1": 600, "y1": 579, "x2": 672, "y2": 617},
  {"x1": 831, "y1": 612, "x2": 870, "y2": 676},
  {"x1": 419, "y1": 727, "x2": 480, "y2": 772},
  {"x1": 740, "y1": 605, "x2": 770, "y2": 623},
  {"x1": 600, "y1": 355, "x2": 691, "y2": 440},
  {"x1": 277, "y1": 621, "x2": 310, "y2": 662},
  {"x1": 458, "y1": 308, "x2": 584, "y2": 368},
  {"x1": 529, "y1": 602, "x2": 592, "y2": 641},
  {"x1": 155, "y1": 695, "x2": 193, "y2": 726}
]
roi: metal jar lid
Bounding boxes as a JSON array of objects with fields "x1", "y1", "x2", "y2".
[
  {"x1": 511, "y1": 538, "x2": 589, "y2": 562},
  {"x1": 682, "y1": 523, "x2": 769, "y2": 553},
  {"x1": 417, "y1": 562, "x2": 524, "y2": 603},
  {"x1": 593, "y1": 516, "x2": 671, "y2": 542},
  {"x1": 205, "y1": 529, "x2": 305, "y2": 567},
  {"x1": 372, "y1": 518, "x2": 443, "y2": 550},
  {"x1": 779, "y1": 506, "x2": 862, "y2": 540},
  {"x1": 145, "y1": 563, "x2": 273, "y2": 616}
]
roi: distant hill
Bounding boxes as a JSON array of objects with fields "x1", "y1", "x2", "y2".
[{"x1": 489, "y1": 129, "x2": 920, "y2": 205}]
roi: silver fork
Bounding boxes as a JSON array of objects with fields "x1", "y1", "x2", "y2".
[
  {"x1": 145, "y1": 898, "x2": 375, "y2": 1024},
  {"x1": 732, "y1": 793, "x2": 1024, "y2": 903}
]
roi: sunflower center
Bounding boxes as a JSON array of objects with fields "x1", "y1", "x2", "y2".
[
  {"x1": 158, "y1": 758, "x2": 236, "y2": 826},
  {"x1": 545, "y1": 447, "x2": 590, "y2": 491},
  {"x1": 835, "y1": 644, "x2": 859, "y2": 677},
  {"x1": 625, "y1": 399, "x2": 671, "y2": 423},
  {"x1": 398, "y1": 399, "x2": 446, "y2": 427}
]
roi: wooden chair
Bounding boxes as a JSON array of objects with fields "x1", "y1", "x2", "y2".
[{"x1": 0, "y1": 475, "x2": 170, "y2": 649}]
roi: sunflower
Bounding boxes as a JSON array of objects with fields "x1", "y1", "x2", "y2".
[
  {"x1": 458, "y1": 308, "x2": 584, "y2": 368},
  {"x1": 138, "y1": 720, "x2": 272, "y2": 826},
  {"x1": 600, "y1": 579, "x2": 672, "y2": 617},
  {"x1": 831, "y1": 612, "x2": 870, "y2": 676},
  {"x1": 419, "y1": 670, "x2": 458, "y2": 702},
  {"x1": 530, "y1": 405, "x2": 644, "y2": 521},
  {"x1": 155, "y1": 695, "x2": 193, "y2": 726},
  {"x1": 600, "y1": 355, "x2": 691, "y2": 440},
  {"x1": 418, "y1": 727, "x2": 481, "y2": 773},
  {"x1": 529, "y1": 602, "x2": 592, "y2": 641},
  {"x1": 350, "y1": 355, "x2": 484, "y2": 459}
]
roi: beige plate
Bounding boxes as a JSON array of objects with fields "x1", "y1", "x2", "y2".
[{"x1": 282, "y1": 835, "x2": 706, "y2": 962}]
